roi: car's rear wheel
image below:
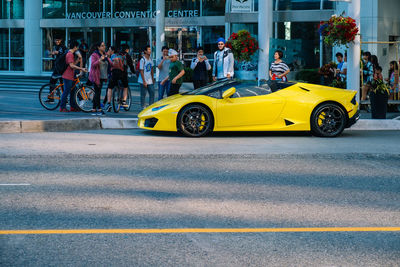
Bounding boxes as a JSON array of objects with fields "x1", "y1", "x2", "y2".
[
  {"x1": 178, "y1": 104, "x2": 213, "y2": 137},
  {"x1": 311, "y1": 103, "x2": 347, "y2": 137}
]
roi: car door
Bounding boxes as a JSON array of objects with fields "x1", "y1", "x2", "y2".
[{"x1": 216, "y1": 85, "x2": 286, "y2": 128}]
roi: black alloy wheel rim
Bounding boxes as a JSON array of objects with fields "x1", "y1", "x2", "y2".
[
  {"x1": 181, "y1": 106, "x2": 210, "y2": 136},
  {"x1": 315, "y1": 105, "x2": 345, "y2": 136}
]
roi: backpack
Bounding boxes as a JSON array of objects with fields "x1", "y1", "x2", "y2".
[
  {"x1": 54, "y1": 51, "x2": 68, "y2": 76},
  {"x1": 135, "y1": 57, "x2": 142, "y2": 76},
  {"x1": 112, "y1": 54, "x2": 126, "y2": 71}
]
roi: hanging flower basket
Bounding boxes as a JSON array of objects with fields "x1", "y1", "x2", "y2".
[
  {"x1": 225, "y1": 30, "x2": 259, "y2": 62},
  {"x1": 319, "y1": 14, "x2": 359, "y2": 47}
]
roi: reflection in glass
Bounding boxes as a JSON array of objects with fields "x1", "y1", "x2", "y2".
[
  {"x1": 114, "y1": 0, "x2": 150, "y2": 12},
  {"x1": 0, "y1": 29, "x2": 9, "y2": 58},
  {"x1": 11, "y1": 59, "x2": 24, "y2": 71},
  {"x1": 0, "y1": 0, "x2": 24, "y2": 19},
  {"x1": 43, "y1": 0, "x2": 65, "y2": 18},
  {"x1": 11, "y1": 29, "x2": 24, "y2": 57},
  {"x1": 202, "y1": 26, "x2": 225, "y2": 60},
  {"x1": 277, "y1": 0, "x2": 334, "y2": 10},
  {"x1": 0, "y1": 59, "x2": 8, "y2": 70},
  {"x1": 202, "y1": 0, "x2": 225, "y2": 16},
  {"x1": 42, "y1": 28, "x2": 66, "y2": 71},
  {"x1": 68, "y1": 0, "x2": 103, "y2": 13}
]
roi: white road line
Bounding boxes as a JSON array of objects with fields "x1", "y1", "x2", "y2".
[{"x1": 0, "y1": 184, "x2": 31, "y2": 186}]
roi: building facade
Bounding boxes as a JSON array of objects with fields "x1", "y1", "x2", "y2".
[{"x1": 0, "y1": 0, "x2": 399, "y2": 76}]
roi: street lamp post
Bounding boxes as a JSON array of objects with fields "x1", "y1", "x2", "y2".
[
  {"x1": 155, "y1": 0, "x2": 165, "y2": 81},
  {"x1": 346, "y1": 0, "x2": 361, "y2": 104},
  {"x1": 258, "y1": 0, "x2": 273, "y2": 83}
]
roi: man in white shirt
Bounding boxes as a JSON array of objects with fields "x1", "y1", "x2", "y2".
[
  {"x1": 138, "y1": 45, "x2": 155, "y2": 109},
  {"x1": 335, "y1": 52, "x2": 347, "y2": 82}
]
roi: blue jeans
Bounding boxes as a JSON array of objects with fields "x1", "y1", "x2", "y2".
[
  {"x1": 158, "y1": 80, "x2": 170, "y2": 100},
  {"x1": 60, "y1": 78, "x2": 77, "y2": 110},
  {"x1": 140, "y1": 83, "x2": 155, "y2": 109}
]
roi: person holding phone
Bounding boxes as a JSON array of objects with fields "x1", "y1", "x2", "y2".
[
  {"x1": 191, "y1": 47, "x2": 211, "y2": 89},
  {"x1": 157, "y1": 46, "x2": 171, "y2": 100}
]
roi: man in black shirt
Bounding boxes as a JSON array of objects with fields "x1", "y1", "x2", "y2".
[
  {"x1": 49, "y1": 37, "x2": 67, "y2": 91},
  {"x1": 79, "y1": 39, "x2": 89, "y2": 68},
  {"x1": 190, "y1": 47, "x2": 211, "y2": 89}
]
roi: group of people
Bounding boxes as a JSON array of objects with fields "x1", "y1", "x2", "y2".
[
  {"x1": 49, "y1": 36, "x2": 294, "y2": 115},
  {"x1": 360, "y1": 51, "x2": 399, "y2": 102}
]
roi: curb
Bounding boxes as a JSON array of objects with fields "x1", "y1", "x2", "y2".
[{"x1": 0, "y1": 118, "x2": 399, "y2": 134}]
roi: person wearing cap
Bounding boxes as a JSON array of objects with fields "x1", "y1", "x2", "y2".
[
  {"x1": 161, "y1": 49, "x2": 185, "y2": 96},
  {"x1": 212, "y1": 37, "x2": 234, "y2": 81},
  {"x1": 191, "y1": 47, "x2": 211, "y2": 89}
]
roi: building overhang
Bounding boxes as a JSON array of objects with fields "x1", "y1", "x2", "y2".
[{"x1": 225, "y1": 10, "x2": 335, "y2": 23}]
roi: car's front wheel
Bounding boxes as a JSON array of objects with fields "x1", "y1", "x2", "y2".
[
  {"x1": 178, "y1": 104, "x2": 214, "y2": 137},
  {"x1": 311, "y1": 102, "x2": 347, "y2": 137}
]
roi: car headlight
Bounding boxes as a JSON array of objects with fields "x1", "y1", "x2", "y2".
[{"x1": 152, "y1": 104, "x2": 169, "y2": 112}]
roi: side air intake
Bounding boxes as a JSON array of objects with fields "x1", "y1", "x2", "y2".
[{"x1": 284, "y1": 119, "x2": 294, "y2": 126}]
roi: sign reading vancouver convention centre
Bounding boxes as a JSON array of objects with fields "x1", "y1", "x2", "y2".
[{"x1": 66, "y1": 10, "x2": 200, "y2": 19}]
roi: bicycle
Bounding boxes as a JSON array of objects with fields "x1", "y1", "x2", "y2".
[
  {"x1": 39, "y1": 74, "x2": 95, "y2": 112},
  {"x1": 112, "y1": 80, "x2": 132, "y2": 113}
]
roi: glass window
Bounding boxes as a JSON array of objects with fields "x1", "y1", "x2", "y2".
[
  {"x1": 278, "y1": 0, "x2": 321, "y2": 10},
  {"x1": 11, "y1": 59, "x2": 24, "y2": 71},
  {"x1": 0, "y1": 0, "x2": 24, "y2": 19},
  {"x1": 166, "y1": 0, "x2": 200, "y2": 17},
  {"x1": 202, "y1": 0, "x2": 225, "y2": 16},
  {"x1": 0, "y1": 28, "x2": 24, "y2": 71},
  {"x1": 68, "y1": 0, "x2": 103, "y2": 13},
  {"x1": 273, "y1": 21, "x2": 330, "y2": 69},
  {"x1": 0, "y1": 29, "x2": 9, "y2": 58},
  {"x1": 42, "y1": 28, "x2": 66, "y2": 72},
  {"x1": 10, "y1": 29, "x2": 24, "y2": 57},
  {"x1": 202, "y1": 26, "x2": 225, "y2": 60},
  {"x1": 43, "y1": 0, "x2": 65, "y2": 19},
  {"x1": 0, "y1": 59, "x2": 8, "y2": 70},
  {"x1": 114, "y1": 0, "x2": 150, "y2": 12}
]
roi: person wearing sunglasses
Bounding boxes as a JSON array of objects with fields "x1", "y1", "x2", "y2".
[{"x1": 212, "y1": 37, "x2": 234, "y2": 82}]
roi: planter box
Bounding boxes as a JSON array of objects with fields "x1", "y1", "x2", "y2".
[{"x1": 369, "y1": 92, "x2": 388, "y2": 119}]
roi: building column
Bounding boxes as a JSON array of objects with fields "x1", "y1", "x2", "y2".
[
  {"x1": 347, "y1": 0, "x2": 361, "y2": 103},
  {"x1": 258, "y1": 0, "x2": 273, "y2": 82},
  {"x1": 24, "y1": 0, "x2": 42, "y2": 76},
  {"x1": 155, "y1": 0, "x2": 165, "y2": 81}
]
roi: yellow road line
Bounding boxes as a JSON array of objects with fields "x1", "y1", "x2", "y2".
[{"x1": 1, "y1": 227, "x2": 400, "y2": 235}]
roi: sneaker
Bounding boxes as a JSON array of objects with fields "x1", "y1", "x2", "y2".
[
  {"x1": 59, "y1": 108, "x2": 69, "y2": 112},
  {"x1": 104, "y1": 103, "x2": 112, "y2": 112},
  {"x1": 96, "y1": 111, "x2": 105, "y2": 116},
  {"x1": 121, "y1": 101, "x2": 129, "y2": 108}
]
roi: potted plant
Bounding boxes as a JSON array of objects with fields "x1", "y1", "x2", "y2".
[
  {"x1": 369, "y1": 79, "x2": 390, "y2": 119},
  {"x1": 319, "y1": 14, "x2": 359, "y2": 47},
  {"x1": 318, "y1": 62, "x2": 336, "y2": 85},
  {"x1": 225, "y1": 30, "x2": 259, "y2": 80}
]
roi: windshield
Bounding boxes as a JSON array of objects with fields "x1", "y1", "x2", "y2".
[{"x1": 182, "y1": 79, "x2": 237, "y2": 96}]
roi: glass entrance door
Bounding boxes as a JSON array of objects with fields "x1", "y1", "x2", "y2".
[{"x1": 165, "y1": 27, "x2": 198, "y2": 67}]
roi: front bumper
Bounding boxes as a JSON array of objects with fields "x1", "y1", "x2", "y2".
[{"x1": 346, "y1": 110, "x2": 360, "y2": 128}]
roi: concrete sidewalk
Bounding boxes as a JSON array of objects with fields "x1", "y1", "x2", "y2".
[{"x1": 1, "y1": 116, "x2": 400, "y2": 134}]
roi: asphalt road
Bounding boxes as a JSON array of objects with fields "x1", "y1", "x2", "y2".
[{"x1": 0, "y1": 129, "x2": 399, "y2": 266}]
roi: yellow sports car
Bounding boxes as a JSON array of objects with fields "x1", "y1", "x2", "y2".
[{"x1": 138, "y1": 79, "x2": 359, "y2": 137}]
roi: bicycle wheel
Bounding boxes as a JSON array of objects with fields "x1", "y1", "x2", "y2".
[
  {"x1": 75, "y1": 85, "x2": 95, "y2": 113},
  {"x1": 112, "y1": 88, "x2": 121, "y2": 113},
  {"x1": 38, "y1": 83, "x2": 62, "y2": 110},
  {"x1": 123, "y1": 87, "x2": 132, "y2": 111}
]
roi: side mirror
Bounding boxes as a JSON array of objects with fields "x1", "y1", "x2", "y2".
[{"x1": 222, "y1": 87, "x2": 236, "y2": 99}]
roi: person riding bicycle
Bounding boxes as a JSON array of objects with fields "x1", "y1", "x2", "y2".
[{"x1": 104, "y1": 48, "x2": 130, "y2": 112}]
